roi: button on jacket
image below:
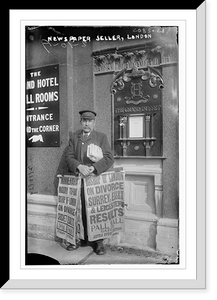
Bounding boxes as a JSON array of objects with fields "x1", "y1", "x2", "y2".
[{"x1": 65, "y1": 129, "x2": 114, "y2": 175}]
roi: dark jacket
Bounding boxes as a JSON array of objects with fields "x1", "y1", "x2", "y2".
[{"x1": 65, "y1": 129, "x2": 114, "y2": 175}]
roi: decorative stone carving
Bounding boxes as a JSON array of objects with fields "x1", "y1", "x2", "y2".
[
  {"x1": 111, "y1": 64, "x2": 164, "y2": 157},
  {"x1": 111, "y1": 65, "x2": 164, "y2": 96},
  {"x1": 93, "y1": 44, "x2": 177, "y2": 74}
]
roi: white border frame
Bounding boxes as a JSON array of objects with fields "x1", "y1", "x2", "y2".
[{"x1": 6, "y1": 5, "x2": 205, "y2": 289}]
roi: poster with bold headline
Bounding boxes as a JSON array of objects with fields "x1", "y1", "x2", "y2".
[
  {"x1": 56, "y1": 175, "x2": 83, "y2": 245},
  {"x1": 84, "y1": 171, "x2": 125, "y2": 241}
]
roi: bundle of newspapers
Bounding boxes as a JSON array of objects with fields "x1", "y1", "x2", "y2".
[{"x1": 87, "y1": 143, "x2": 103, "y2": 162}]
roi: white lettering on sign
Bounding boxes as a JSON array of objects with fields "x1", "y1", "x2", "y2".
[
  {"x1": 30, "y1": 71, "x2": 41, "y2": 77},
  {"x1": 37, "y1": 77, "x2": 59, "y2": 88},
  {"x1": 39, "y1": 125, "x2": 59, "y2": 132},
  {"x1": 26, "y1": 94, "x2": 34, "y2": 104},
  {"x1": 26, "y1": 80, "x2": 35, "y2": 89},
  {"x1": 26, "y1": 125, "x2": 59, "y2": 133},
  {"x1": 35, "y1": 91, "x2": 59, "y2": 103},
  {"x1": 26, "y1": 113, "x2": 54, "y2": 122},
  {"x1": 26, "y1": 91, "x2": 59, "y2": 104}
]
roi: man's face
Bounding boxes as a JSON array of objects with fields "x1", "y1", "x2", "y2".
[{"x1": 81, "y1": 118, "x2": 96, "y2": 133}]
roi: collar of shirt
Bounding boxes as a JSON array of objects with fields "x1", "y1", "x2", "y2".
[{"x1": 83, "y1": 132, "x2": 90, "y2": 137}]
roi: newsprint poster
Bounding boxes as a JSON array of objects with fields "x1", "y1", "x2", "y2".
[
  {"x1": 56, "y1": 171, "x2": 125, "y2": 246},
  {"x1": 83, "y1": 171, "x2": 125, "y2": 241},
  {"x1": 56, "y1": 175, "x2": 83, "y2": 246}
]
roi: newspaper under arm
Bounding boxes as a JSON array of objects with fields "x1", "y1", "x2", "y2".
[{"x1": 87, "y1": 143, "x2": 103, "y2": 162}]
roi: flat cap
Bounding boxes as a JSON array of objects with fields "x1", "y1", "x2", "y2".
[{"x1": 79, "y1": 110, "x2": 97, "y2": 119}]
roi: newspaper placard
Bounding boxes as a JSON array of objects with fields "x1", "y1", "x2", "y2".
[
  {"x1": 84, "y1": 171, "x2": 125, "y2": 241},
  {"x1": 56, "y1": 175, "x2": 83, "y2": 245}
]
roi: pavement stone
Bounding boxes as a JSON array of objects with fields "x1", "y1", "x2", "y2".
[
  {"x1": 28, "y1": 237, "x2": 93, "y2": 265},
  {"x1": 79, "y1": 244, "x2": 176, "y2": 265},
  {"x1": 27, "y1": 237, "x2": 178, "y2": 265}
]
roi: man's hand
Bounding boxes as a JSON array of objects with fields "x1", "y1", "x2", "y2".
[
  {"x1": 77, "y1": 164, "x2": 91, "y2": 177},
  {"x1": 88, "y1": 166, "x2": 95, "y2": 174}
]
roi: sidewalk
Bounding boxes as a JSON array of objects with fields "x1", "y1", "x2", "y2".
[{"x1": 28, "y1": 237, "x2": 178, "y2": 265}]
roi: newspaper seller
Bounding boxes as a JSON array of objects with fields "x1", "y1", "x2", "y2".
[{"x1": 63, "y1": 109, "x2": 114, "y2": 255}]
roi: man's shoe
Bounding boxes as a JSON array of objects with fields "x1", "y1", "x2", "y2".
[
  {"x1": 60, "y1": 240, "x2": 76, "y2": 251},
  {"x1": 95, "y1": 241, "x2": 106, "y2": 255}
]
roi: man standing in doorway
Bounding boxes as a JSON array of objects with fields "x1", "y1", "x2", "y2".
[{"x1": 64, "y1": 110, "x2": 114, "y2": 255}]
